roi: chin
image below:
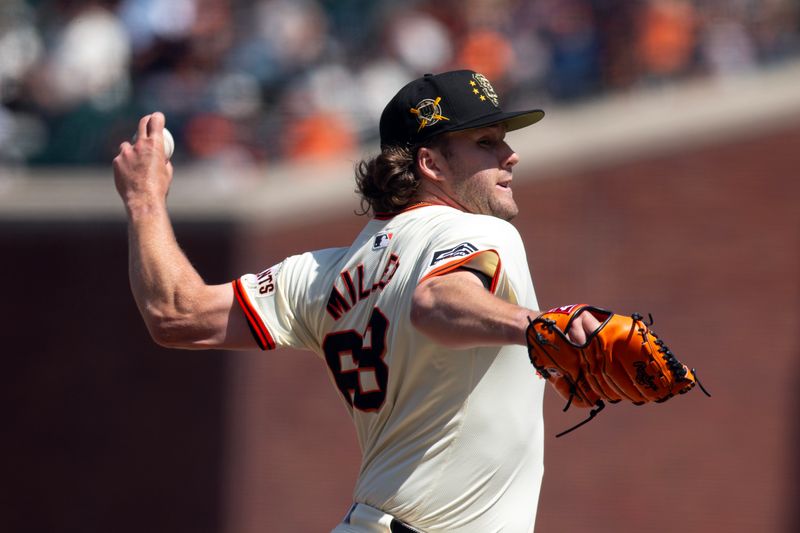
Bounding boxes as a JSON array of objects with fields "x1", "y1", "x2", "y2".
[
  {"x1": 490, "y1": 202, "x2": 518, "y2": 221},
  {"x1": 501, "y1": 209, "x2": 518, "y2": 222}
]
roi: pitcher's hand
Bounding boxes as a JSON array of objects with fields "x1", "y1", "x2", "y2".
[{"x1": 113, "y1": 112, "x2": 172, "y2": 212}]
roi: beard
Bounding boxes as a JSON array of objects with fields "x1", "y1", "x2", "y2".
[{"x1": 451, "y1": 170, "x2": 519, "y2": 221}]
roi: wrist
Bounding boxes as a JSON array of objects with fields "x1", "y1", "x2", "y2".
[
  {"x1": 515, "y1": 307, "x2": 538, "y2": 345},
  {"x1": 125, "y1": 197, "x2": 169, "y2": 224}
]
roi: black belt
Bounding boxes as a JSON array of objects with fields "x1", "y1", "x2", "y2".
[
  {"x1": 344, "y1": 503, "x2": 422, "y2": 533},
  {"x1": 390, "y1": 519, "x2": 419, "y2": 533}
]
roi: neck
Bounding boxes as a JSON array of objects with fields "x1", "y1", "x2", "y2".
[{"x1": 413, "y1": 189, "x2": 468, "y2": 213}]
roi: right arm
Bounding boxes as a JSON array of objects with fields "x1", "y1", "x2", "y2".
[{"x1": 113, "y1": 112, "x2": 255, "y2": 350}]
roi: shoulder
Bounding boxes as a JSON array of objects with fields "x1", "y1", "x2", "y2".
[
  {"x1": 427, "y1": 208, "x2": 524, "y2": 247},
  {"x1": 404, "y1": 205, "x2": 520, "y2": 234},
  {"x1": 287, "y1": 246, "x2": 349, "y2": 265},
  {"x1": 276, "y1": 247, "x2": 350, "y2": 284}
]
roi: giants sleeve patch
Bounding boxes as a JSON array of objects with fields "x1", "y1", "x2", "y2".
[
  {"x1": 254, "y1": 263, "x2": 282, "y2": 297},
  {"x1": 430, "y1": 242, "x2": 478, "y2": 266}
]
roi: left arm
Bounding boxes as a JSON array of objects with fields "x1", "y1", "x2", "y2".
[{"x1": 410, "y1": 270, "x2": 598, "y2": 349}]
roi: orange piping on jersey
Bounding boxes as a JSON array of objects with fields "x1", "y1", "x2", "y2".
[
  {"x1": 374, "y1": 202, "x2": 435, "y2": 220},
  {"x1": 419, "y1": 249, "x2": 502, "y2": 295},
  {"x1": 232, "y1": 279, "x2": 276, "y2": 350}
]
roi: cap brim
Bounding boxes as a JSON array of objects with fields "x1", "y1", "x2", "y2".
[{"x1": 448, "y1": 109, "x2": 545, "y2": 134}]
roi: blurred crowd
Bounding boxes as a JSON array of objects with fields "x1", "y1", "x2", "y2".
[{"x1": 0, "y1": 0, "x2": 798, "y2": 168}]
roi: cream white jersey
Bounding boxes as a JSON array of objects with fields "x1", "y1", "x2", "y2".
[{"x1": 234, "y1": 204, "x2": 546, "y2": 532}]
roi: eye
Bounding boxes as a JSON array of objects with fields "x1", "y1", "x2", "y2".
[{"x1": 478, "y1": 138, "x2": 494, "y2": 147}]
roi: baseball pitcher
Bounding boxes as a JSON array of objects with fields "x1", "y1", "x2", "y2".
[{"x1": 113, "y1": 70, "x2": 704, "y2": 532}]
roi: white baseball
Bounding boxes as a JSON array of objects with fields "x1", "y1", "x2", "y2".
[{"x1": 162, "y1": 127, "x2": 174, "y2": 160}]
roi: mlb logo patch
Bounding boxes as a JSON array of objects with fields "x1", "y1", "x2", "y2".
[{"x1": 372, "y1": 232, "x2": 393, "y2": 250}]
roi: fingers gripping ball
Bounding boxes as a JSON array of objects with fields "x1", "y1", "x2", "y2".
[
  {"x1": 132, "y1": 127, "x2": 174, "y2": 160},
  {"x1": 526, "y1": 304, "x2": 710, "y2": 436}
]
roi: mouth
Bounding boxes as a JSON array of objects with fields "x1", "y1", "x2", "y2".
[{"x1": 496, "y1": 180, "x2": 512, "y2": 191}]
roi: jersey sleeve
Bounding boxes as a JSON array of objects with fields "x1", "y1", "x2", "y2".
[
  {"x1": 233, "y1": 250, "x2": 339, "y2": 352},
  {"x1": 418, "y1": 214, "x2": 528, "y2": 304}
]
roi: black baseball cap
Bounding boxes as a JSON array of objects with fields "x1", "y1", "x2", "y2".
[{"x1": 379, "y1": 70, "x2": 545, "y2": 149}]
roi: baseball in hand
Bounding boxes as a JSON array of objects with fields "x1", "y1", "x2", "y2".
[{"x1": 131, "y1": 126, "x2": 174, "y2": 160}]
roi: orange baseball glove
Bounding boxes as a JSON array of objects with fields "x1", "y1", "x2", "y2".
[{"x1": 526, "y1": 304, "x2": 709, "y2": 436}]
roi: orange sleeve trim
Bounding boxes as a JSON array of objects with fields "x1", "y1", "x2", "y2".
[
  {"x1": 232, "y1": 279, "x2": 276, "y2": 350},
  {"x1": 419, "y1": 249, "x2": 502, "y2": 295}
]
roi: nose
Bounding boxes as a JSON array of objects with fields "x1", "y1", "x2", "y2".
[{"x1": 501, "y1": 143, "x2": 519, "y2": 170}]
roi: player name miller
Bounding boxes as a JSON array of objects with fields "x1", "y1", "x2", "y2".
[{"x1": 326, "y1": 253, "x2": 400, "y2": 320}]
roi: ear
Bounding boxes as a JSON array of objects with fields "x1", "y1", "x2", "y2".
[{"x1": 416, "y1": 146, "x2": 447, "y2": 183}]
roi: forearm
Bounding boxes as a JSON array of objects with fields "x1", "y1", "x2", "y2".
[
  {"x1": 126, "y1": 201, "x2": 210, "y2": 343},
  {"x1": 410, "y1": 271, "x2": 535, "y2": 349}
]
